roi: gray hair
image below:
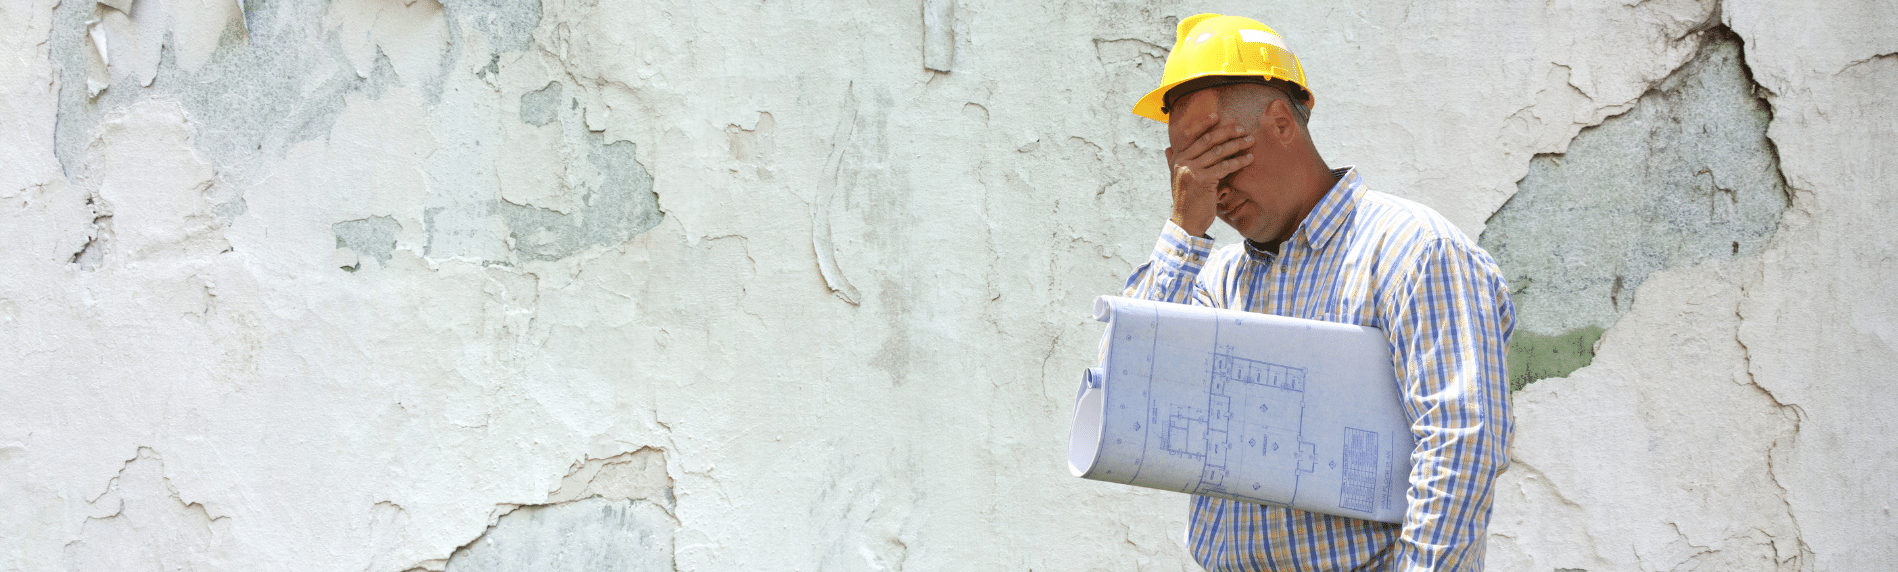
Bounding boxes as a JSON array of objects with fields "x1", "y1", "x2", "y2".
[{"x1": 1215, "y1": 81, "x2": 1311, "y2": 128}]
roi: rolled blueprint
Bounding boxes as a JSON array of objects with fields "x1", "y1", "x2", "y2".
[{"x1": 1069, "y1": 296, "x2": 1415, "y2": 523}]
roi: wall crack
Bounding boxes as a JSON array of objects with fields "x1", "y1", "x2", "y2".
[{"x1": 1481, "y1": 27, "x2": 1790, "y2": 390}]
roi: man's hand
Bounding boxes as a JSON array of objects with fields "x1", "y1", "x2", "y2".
[{"x1": 1165, "y1": 112, "x2": 1254, "y2": 237}]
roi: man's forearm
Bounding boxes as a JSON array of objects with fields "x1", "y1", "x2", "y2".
[
  {"x1": 1393, "y1": 419, "x2": 1509, "y2": 570},
  {"x1": 1121, "y1": 220, "x2": 1214, "y2": 305},
  {"x1": 1385, "y1": 239, "x2": 1516, "y2": 571}
]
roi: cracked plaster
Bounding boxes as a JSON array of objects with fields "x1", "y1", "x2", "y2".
[
  {"x1": 63, "y1": 448, "x2": 232, "y2": 571},
  {"x1": 1482, "y1": 29, "x2": 1788, "y2": 389},
  {"x1": 1, "y1": 0, "x2": 1894, "y2": 570},
  {"x1": 440, "y1": 448, "x2": 675, "y2": 572}
]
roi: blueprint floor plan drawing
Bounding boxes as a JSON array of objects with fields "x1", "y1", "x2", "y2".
[
  {"x1": 1069, "y1": 296, "x2": 1415, "y2": 524},
  {"x1": 1168, "y1": 351, "x2": 1314, "y2": 505}
]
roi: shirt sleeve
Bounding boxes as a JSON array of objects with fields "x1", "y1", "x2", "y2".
[
  {"x1": 1381, "y1": 238, "x2": 1516, "y2": 571},
  {"x1": 1120, "y1": 220, "x2": 1216, "y2": 305}
]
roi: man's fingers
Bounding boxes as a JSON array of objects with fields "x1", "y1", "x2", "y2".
[
  {"x1": 1178, "y1": 132, "x2": 1252, "y2": 190},
  {"x1": 1174, "y1": 164, "x2": 1210, "y2": 195},
  {"x1": 1203, "y1": 135, "x2": 1253, "y2": 166},
  {"x1": 1176, "y1": 154, "x2": 1242, "y2": 190},
  {"x1": 1179, "y1": 111, "x2": 1219, "y2": 145},
  {"x1": 1181, "y1": 122, "x2": 1249, "y2": 167},
  {"x1": 1179, "y1": 123, "x2": 1236, "y2": 161},
  {"x1": 1174, "y1": 114, "x2": 1224, "y2": 154},
  {"x1": 1205, "y1": 152, "x2": 1254, "y2": 179}
]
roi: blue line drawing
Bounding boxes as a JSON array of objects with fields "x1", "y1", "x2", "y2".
[
  {"x1": 1338, "y1": 427, "x2": 1379, "y2": 513},
  {"x1": 1155, "y1": 348, "x2": 1316, "y2": 506},
  {"x1": 1073, "y1": 296, "x2": 1414, "y2": 523}
]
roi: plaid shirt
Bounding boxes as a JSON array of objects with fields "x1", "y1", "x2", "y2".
[{"x1": 1120, "y1": 168, "x2": 1514, "y2": 571}]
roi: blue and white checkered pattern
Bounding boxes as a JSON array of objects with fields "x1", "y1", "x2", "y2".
[{"x1": 1118, "y1": 167, "x2": 1515, "y2": 571}]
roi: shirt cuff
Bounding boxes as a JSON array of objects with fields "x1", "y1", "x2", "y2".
[{"x1": 1155, "y1": 220, "x2": 1215, "y2": 275}]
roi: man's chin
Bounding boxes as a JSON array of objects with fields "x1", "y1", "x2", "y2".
[
  {"x1": 1234, "y1": 226, "x2": 1277, "y2": 244},
  {"x1": 1217, "y1": 216, "x2": 1249, "y2": 236},
  {"x1": 1219, "y1": 218, "x2": 1266, "y2": 242}
]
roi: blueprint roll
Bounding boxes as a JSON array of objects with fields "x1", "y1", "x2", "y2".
[
  {"x1": 1068, "y1": 295, "x2": 1415, "y2": 524},
  {"x1": 1068, "y1": 367, "x2": 1106, "y2": 476}
]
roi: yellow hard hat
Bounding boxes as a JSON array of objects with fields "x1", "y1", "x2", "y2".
[{"x1": 1133, "y1": 14, "x2": 1314, "y2": 123}]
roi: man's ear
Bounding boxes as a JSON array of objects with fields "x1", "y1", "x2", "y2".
[
  {"x1": 1266, "y1": 99, "x2": 1297, "y2": 143},
  {"x1": 1165, "y1": 146, "x2": 1174, "y2": 165}
]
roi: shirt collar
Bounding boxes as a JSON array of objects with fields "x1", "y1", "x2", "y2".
[
  {"x1": 1243, "y1": 167, "x2": 1362, "y2": 260},
  {"x1": 1299, "y1": 167, "x2": 1362, "y2": 251}
]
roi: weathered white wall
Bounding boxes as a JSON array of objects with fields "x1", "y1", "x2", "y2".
[{"x1": 1, "y1": 0, "x2": 1892, "y2": 570}]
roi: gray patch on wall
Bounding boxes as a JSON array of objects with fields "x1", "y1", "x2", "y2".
[
  {"x1": 334, "y1": 216, "x2": 401, "y2": 271},
  {"x1": 498, "y1": 136, "x2": 662, "y2": 261},
  {"x1": 443, "y1": 498, "x2": 675, "y2": 572},
  {"x1": 47, "y1": 0, "x2": 543, "y2": 229},
  {"x1": 441, "y1": 449, "x2": 676, "y2": 572},
  {"x1": 441, "y1": 0, "x2": 543, "y2": 56},
  {"x1": 421, "y1": 80, "x2": 663, "y2": 263},
  {"x1": 49, "y1": 0, "x2": 422, "y2": 188},
  {"x1": 1479, "y1": 28, "x2": 1787, "y2": 390},
  {"x1": 518, "y1": 81, "x2": 563, "y2": 127},
  {"x1": 49, "y1": 1, "x2": 651, "y2": 265}
]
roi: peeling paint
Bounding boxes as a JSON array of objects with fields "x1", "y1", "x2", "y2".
[
  {"x1": 333, "y1": 215, "x2": 400, "y2": 271},
  {"x1": 69, "y1": 208, "x2": 112, "y2": 271},
  {"x1": 442, "y1": 0, "x2": 542, "y2": 57},
  {"x1": 443, "y1": 498, "x2": 675, "y2": 572},
  {"x1": 547, "y1": 449, "x2": 674, "y2": 508},
  {"x1": 922, "y1": 0, "x2": 955, "y2": 73},
  {"x1": 51, "y1": 0, "x2": 427, "y2": 189},
  {"x1": 6, "y1": 0, "x2": 1895, "y2": 569},
  {"x1": 63, "y1": 448, "x2": 230, "y2": 570},
  {"x1": 812, "y1": 84, "x2": 867, "y2": 305},
  {"x1": 497, "y1": 136, "x2": 662, "y2": 261},
  {"x1": 519, "y1": 81, "x2": 563, "y2": 127},
  {"x1": 1506, "y1": 326, "x2": 1604, "y2": 392},
  {"x1": 442, "y1": 449, "x2": 675, "y2": 572},
  {"x1": 1481, "y1": 29, "x2": 1788, "y2": 388},
  {"x1": 425, "y1": 74, "x2": 663, "y2": 263}
]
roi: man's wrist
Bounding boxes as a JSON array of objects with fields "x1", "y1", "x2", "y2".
[
  {"x1": 1158, "y1": 220, "x2": 1215, "y2": 269},
  {"x1": 1170, "y1": 213, "x2": 1213, "y2": 238}
]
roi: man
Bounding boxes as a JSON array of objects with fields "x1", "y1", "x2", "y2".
[{"x1": 1116, "y1": 14, "x2": 1515, "y2": 571}]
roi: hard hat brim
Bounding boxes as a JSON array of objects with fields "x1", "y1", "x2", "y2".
[
  {"x1": 1132, "y1": 77, "x2": 1192, "y2": 123},
  {"x1": 1133, "y1": 73, "x2": 1315, "y2": 124}
]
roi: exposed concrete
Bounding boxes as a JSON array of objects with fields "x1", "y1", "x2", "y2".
[
  {"x1": 1481, "y1": 29, "x2": 1788, "y2": 389},
  {"x1": 442, "y1": 449, "x2": 676, "y2": 572},
  {"x1": 443, "y1": 498, "x2": 675, "y2": 572},
  {"x1": 334, "y1": 215, "x2": 401, "y2": 271},
  {"x1": 54, "y1": 0, "x2": 390, "y2": 181},
  {"x1": 1504, "y1": 326, "x2": 1604, "y2": 392},
  {"x1": 425, "y1": 73, "x2": 663, "y2": 263},
  {"x1": 2, "y1": 0, "x2": 1894, "y2": 570},
  {"x1": 442, "y1": 0, "x2": 542, "y2": 57},
  {"x1": 519, "y1": 81, "x2": 563, "y2": 127}
]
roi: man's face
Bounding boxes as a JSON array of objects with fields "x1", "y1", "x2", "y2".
[{"x1": 1167, "y1": 87, "x2": 1296, "y2": 244}]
